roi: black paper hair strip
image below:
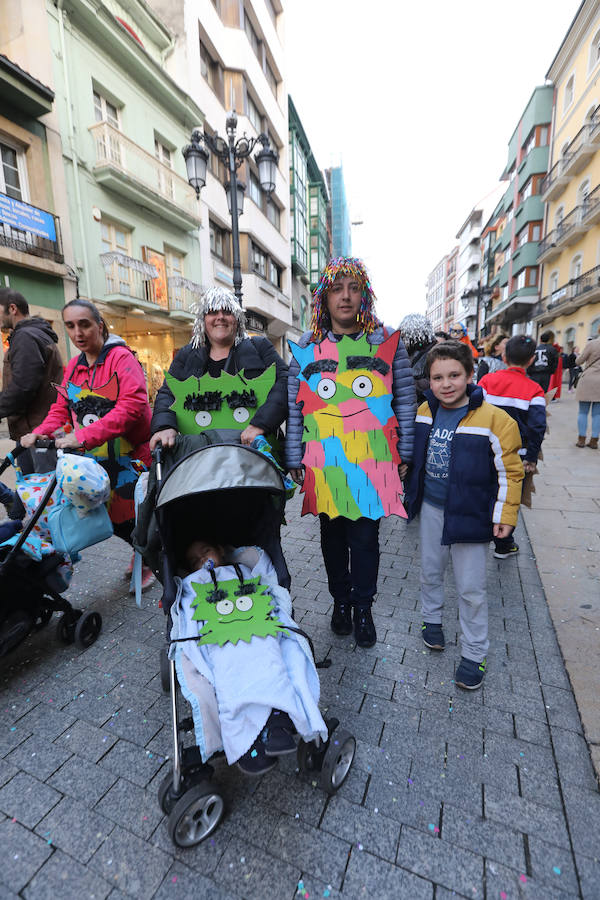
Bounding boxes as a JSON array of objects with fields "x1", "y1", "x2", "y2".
[
  {"x1": 232, "y1": 562, "x2": 257, "y2": 595},
  {"x1": 347, "y1": 356, "x2": 390, "y2": 375}
]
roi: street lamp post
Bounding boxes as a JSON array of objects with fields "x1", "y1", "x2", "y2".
[
  {"x1": 182, "y1": 111, "x2": 278, "y2": 306},
  {"x1": 460, "y1": 280, "x2": 493, "y2": 345}
]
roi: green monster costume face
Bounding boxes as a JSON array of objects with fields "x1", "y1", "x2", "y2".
[
  {"x1": 191, "y1": 576, "x2": 288, "y2": 647},
  {"x1": 165, "y1": 366, "x2": 277, "y2": 434}
]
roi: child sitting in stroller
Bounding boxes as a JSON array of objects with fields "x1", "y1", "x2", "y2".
[{"x1": 171, "y1": 537, "x2": 328, "y2": 775}]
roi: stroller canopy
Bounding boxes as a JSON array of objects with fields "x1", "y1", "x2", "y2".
[{"x1": 156, "y1": 443, "x2": 285, "y2": 509}]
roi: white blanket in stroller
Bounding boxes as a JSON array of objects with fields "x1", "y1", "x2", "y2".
[{"x1": 170, "y1": 546, "x2": 328, "y2": 764}]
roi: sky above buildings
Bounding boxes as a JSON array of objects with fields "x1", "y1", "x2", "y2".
[{"x1": 284, "y1": 0, "x2": 582, "y2": 326}]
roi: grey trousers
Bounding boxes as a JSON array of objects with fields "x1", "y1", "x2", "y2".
[{"x1": 419, "y1": 501, "x2": 489, "y2": 662}]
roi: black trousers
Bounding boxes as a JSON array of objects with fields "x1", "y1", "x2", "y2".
[{"x1": 319, "y1": 514, "x2": 380, "y2": 606}]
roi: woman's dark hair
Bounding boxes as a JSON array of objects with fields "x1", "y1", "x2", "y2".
[
  {"x1": 63, "y1": 299, "x2": 109, "y2": 340},
  {"x1": 505, "y1": 335, "x2": 536, "y2": 367},
  {"x1": 426, "y1": 340, "x2": 474, "y2": 376},
  {"x1": 540, "y1": 330, "x2": 554, "y2": 343}
]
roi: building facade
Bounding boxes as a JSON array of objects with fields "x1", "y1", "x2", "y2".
[
  {"x1": 534, "y1": 0, "x2": 600, "y2": 349},
  {"x1": 0, "y1": 0, "x2": 74, "y2": 364},
  {"x1": 325, "y1": 164, "x2": 351, "y2": 258},
  {"x1": 288, "y1": 96, "x2": 329, "y2": 342},
  {"x1": 444, "y1": 246, "x2": 459, "y2": 332},
  {"x1": 486, "y1": 85, "x2": 553, "y2": 336},
  {"x1": 46, "y1": 0, "x2": 204, "y2": 396},
  {"x1": 455, "y1": 208, "x2": 484, "y2": 337},
  {"x1": 148, "y1": 0, "x2": 291, "y2": 355},
  {"x1": 425, "y1": 255, "x2": 446, "y2": 331}
]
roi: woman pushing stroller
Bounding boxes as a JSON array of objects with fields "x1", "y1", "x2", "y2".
[{"x1": 20, "y1": 299, "x2": 154, "y2": 587}]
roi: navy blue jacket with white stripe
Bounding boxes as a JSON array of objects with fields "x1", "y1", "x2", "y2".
[
  {"x1": 478, "y1": 367, "x2": 547, "y2": 463},
  {"x1": 404, "y1": 384, "x2": 524, "y2": 544}
]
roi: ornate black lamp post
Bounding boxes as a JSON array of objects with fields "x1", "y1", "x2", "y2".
[
  {"x1": 461, "y1": 280, "x2": 494, "y2": 344},
  {"x1": 182, "y1": 111, "x2": 278, "y2": 306}
]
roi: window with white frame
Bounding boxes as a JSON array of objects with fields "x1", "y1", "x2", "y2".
[
  {"x1": 518, "y1": 227, "x2": 529, "y2": 248},
  {"x1": 589, "y1": 30, "x2": 600, "y2": 72},
  {"x1": 521, "y1": 179, "x2": 533, "y2": 202},
  {"x1": 563, "y1": 75, "x2": 575, "y2": 113},
  {"x1": 266, "y1": 197, "x2": 280, "y2": 230},
  {"x1": 505, "y1": 244, "x2": 511, "y2": 262},
  {"x1": 528, "y1": 268, "x2": 538, "y2": 286},
  {"x1": 269, "y1": 258, "x2": 281, "y2": 288},
  {"x1": 246, "y1": 92, "x2": 261, "y2": 132},
  {"x1": 101, "y1": 219, "x2": 132, "y2": 294},
  {"x1": 0, "y1": 141, "x2": 25, "y2": 201},
  {"x1": 571, "y1": 254, "x2": 583, "y2": 280},
  {"x1": 555, "y1": 206, "x2": 564, "y2": 229},
  {"x1": 531, "y1": 223, "x2": 542, "y2": 242},
  {"x1": 265, "y1": 60, "x2": 277, "y2": 96},
  {"x1": 578, "y1": 178, "x2": 590, "y2": 206},
  {"x1": 501, "y1": 285, "x2": 509, "y2": 301},
  {"x1": 93, "y1": 90, "x2": 120, "y2": 128},
  {"x1": 249, "y1": 171, "x2": 261, "y2": 206},
  {"x1": 166, "y1": 248, "x2": 184, "y2": 307},
  {"x1": 549, "y1": 270, "x2": 559, "y2": 295},
  {"x1": 244, "y1": 11, "x2": 261, "y2": 60},
  {"x1": 209, "y1": 219, "x2": 229, "y2": 264},
  {"x1": 590, "y1": 316, "x2": 600, "y2": 337},
  {"x1": 154, "y1": 137, "x2": 174, "y2": 199},
  {"x1": 539, "y1": 126, "x2": 549, "y2": 146},
  {"x1": 252, "y1": 242, "x2": 267, "y2": 278},
  {"x1": 516, "y1": 270, "x2": 526, "y2": 290},
  {"x1": 506, "y1": 207, "x2": 513, "y2": 224}
]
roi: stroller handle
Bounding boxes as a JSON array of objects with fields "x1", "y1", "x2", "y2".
[{"x1": 0, "y1": 442, "x2": 28, "y2": 476}]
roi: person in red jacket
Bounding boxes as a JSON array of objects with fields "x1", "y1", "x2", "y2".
[
  {"x1": 21, "y1": 299, "x2": 154, "y2": 587},
  {"x1": 479, "y1": 334, "x2": 547, "y2": 560}
]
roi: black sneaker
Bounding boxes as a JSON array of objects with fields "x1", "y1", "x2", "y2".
[
  {"x1": 494, "y1": 543, "x2": 519, "y2": 559},
  {"x1": 237, "y1": 740, "x2": 278, "y2": 775},
  {"x1": 455, "y1": 657, "x2": 486, "y2": 690},
  {"x1": 331, "y1": 600, "x2": 353, "y2": 635},
  {"x1": 264, "y1": 726, "x2": 296, "y2": 756},
  {"x1": 354, "y1": 605, "x2": 376, "y2": 648},
  {"x1": 422, "y1": 622, "x2": 445, "y2": 650}
]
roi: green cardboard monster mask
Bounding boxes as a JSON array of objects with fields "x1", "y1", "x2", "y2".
[
  {"x1": 165, "y1": 366, "x2": 277, "y2": 434},
  {"x1": 191, "y1": 576, "x2": 288, "y2": 647}
]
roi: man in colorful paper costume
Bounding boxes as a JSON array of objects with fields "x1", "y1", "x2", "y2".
[
  {"x1": 150, "y1": 288, "x2": 288, "y2": 451},
  {"x1": 286, "y1": 257, "x2": 417, "y2": 648},
  {"x1": 171, "y1": 540, "x2": 327, "y2": 774}
]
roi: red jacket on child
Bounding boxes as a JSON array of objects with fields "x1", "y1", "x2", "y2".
[{"x1": 478, "y1": 366, "x2": 546, "y2": 464}]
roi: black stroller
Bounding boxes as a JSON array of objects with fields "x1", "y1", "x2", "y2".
[
  {"x1": 148, "y1": 436, "x2": 356, "y2": 849},
  {"x1": 0, "y1": 441, "x2": 102, "y2": 656}
]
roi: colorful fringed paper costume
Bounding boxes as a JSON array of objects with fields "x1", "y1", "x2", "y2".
[
  {"x1": 54, "y1": 374, "x2": 145, "y2": 523},
  {"x1": 288, "y1": 333, "x2": 407, "y2": 521},
  {"x1": 165, "y1": 366, "x2": 277, "y2": 434}
]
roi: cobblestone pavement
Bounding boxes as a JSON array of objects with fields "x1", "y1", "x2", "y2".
[{"x1": 0, "y1": 492, "x2": 599, "y2": 899}]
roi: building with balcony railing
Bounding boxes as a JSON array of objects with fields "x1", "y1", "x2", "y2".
[
  {"x1": 535, "y1": 0, "x2": 600, "y2": 349},
  {"x1": 0, "y1": 35, "x2": 73, "y2": 362},
  {"x1": 288, "y1": 96, "x2": 330, "y2": 343},
  {"x1": 484, "y1": 85, "x2": 553, "y2": 337},
  {"x1": 46, "y1": 0, "x2": 204, "y2": 387},
  {"x1": 146, "y1": 0, "x2": 291, "y2": 355}
]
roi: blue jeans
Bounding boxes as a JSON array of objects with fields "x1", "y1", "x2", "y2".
[
  {"x1": 319, "y1": 515, "x2": 380, "y2": 606},
  {"x1": 578, "y1": 401, "x2": 600, "y2": 438},
  {"x1": 0, "y1": 481, "x2": 14, "y2": 507}
]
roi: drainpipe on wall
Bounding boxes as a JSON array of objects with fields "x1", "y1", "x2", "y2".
[{"x1": 57, "y1": 0, "x2": 92, "y2": 303}]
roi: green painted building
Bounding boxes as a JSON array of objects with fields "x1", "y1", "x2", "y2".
[
  {"x1": 46, "y1": 0, "x2": 205, "y2": 393},
  {"x1": 288, "y1": 95, "x2": 329, "y2": 337},
  {"x1": 487, "y1": 85, "x2": 554, "y2": 334}
]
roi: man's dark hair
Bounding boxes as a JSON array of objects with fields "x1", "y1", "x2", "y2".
[
  {"x1": 540, "y1": 330, "x2": 554, "y2": 343},
  {"x1": 505, "y1": 335, "x2": 536, "y2": 367},
  {"x1": 426, "y1": 340, "x2": 474, "y2": 376},
  {"x1": 0, "y1": 288, "x2": 29, "y2": 316},
  {"x1": 434, "y1": 330, "x2": 449, "y2": 340}
]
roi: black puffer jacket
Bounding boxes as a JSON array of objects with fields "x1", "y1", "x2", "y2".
[{"x1": 151, "y1": 336, "x2": 288, "y2": 435}]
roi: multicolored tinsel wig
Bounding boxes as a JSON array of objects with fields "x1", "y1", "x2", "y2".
[
  {"x1": 191, "y1": 287, "x2": 248, "y2": 349},
  {"x1": 310, "y1": 257, "x2": 380, "y2": 341}
]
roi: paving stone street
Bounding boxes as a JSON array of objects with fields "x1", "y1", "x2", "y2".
[{"x1": 0, "y1": 396, "x2": 599, "y2": 898}]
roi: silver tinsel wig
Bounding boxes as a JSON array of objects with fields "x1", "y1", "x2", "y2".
[
  {"x1": 398, "y1": 313, "x2": 435, "y2": 351},
  {"x1": 191, "y1": 287, "x2": 248, "y2": 349}
]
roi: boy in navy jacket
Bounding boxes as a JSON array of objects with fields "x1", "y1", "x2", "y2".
[
  {"x1": 479, "y1": 335, "x2": 546, "y2": 559},
  {"x1": 405, "y1": 342, "x2": 523, "y2": 689}
]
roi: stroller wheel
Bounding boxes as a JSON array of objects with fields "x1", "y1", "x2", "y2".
[
  {"x1": 74, "y1": 611, "x2": 102, "y2": 649},
  {"x1": 296, "y1": 738, "x2": 324, "y2": 774},
  {"x1": 160, "y1": 647, "x2": 170, "y2": 693},
  {"x1": 320, "y1": 728, "x2": 355, "y2": 794},
  {"x1": 56, "y1": 612, "x2": 77, "y2": 644},
  {"x1": 167, "y1": 782, "x2": 225, "y2": 848},
  {"x1": 158, "y1": 770, "x2": 180, "y2": 815}
]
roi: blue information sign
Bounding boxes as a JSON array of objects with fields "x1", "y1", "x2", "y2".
[{"x1": 0, "y1": 193, "x2": 56, "y2": 242}]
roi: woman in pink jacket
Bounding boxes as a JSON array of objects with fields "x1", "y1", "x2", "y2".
[{"x1": 21, "y1": 299, "x2": 154, "y2": 587}]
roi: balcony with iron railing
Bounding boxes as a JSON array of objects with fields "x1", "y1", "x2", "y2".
[
  {"x1": 537, "y1": 204, "x2": 589, "y2": 263},
  {"x1": 533, "y1": 264, "x2": 600, "y2": 321},
  {"x1": 89, "y1": 122, "x2": 201, "y2": 230},
  {"x1": 0, "y1": 191, "x2": 64, "y2": 266},
  {"x1": 540, "y1": 156, "x2": 573, "y2": 202},
  {"x1": 100, "y1": 252, "x2": 202, "y2": 317},
  {"x1": 541, "y1": 109, "x2": 600, "y2": 202}
]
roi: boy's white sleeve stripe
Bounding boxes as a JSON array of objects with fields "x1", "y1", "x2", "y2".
[
  {"x1": 416, "y1": 414, "x2": 433, "y2": 424},
  {"x1": 455, "y1": 425, "x2": 507, "y2": 523},
  {"x1": 483, "y1": 394, "x2": 531, "y2": 411},
  {"x1": 530, "y1": 396, "x2": 546, "y2": 406}
]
